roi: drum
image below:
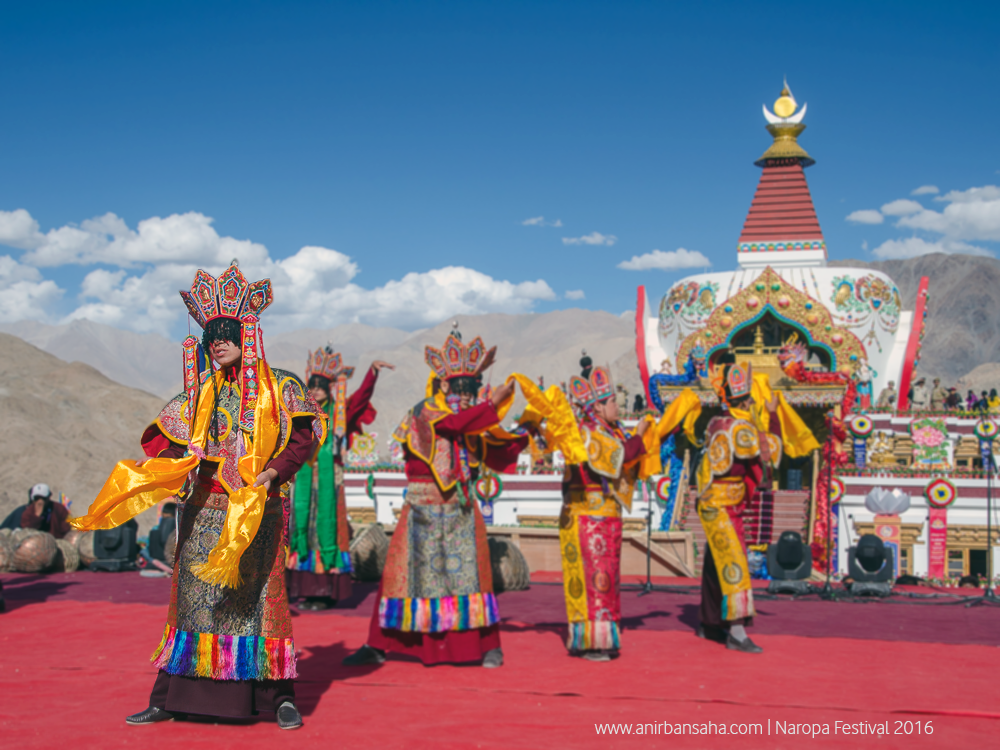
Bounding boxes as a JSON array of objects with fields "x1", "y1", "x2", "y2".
[
  {"x1": 12, "y1": 529, "x2": 58, "y2": 573},
  {"x1": 62, "y1": 529, "x2": 83, "y2": 548},
  {"x1": 487, "y1": 537, "x2": 531, "y2": 593},
  {"x1": 164, "y1": 530, "x2": 177, "y2": 568},
  {"x1": 0, "y1": 529, "x2": 13, "y2": 572},
  {"x1": 54, "y1": 538, "x2": 81, "y2": 572},
  {"x1": 349, "y1": 523, "x2": 389, "y2": 582},
  {"x1": 76, "y1": 531, "x2": 97, "y2": 567}
]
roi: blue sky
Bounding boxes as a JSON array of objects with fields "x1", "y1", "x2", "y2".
[{"x1": 1, "y1": 1, "x2": 998, "y2": 337}]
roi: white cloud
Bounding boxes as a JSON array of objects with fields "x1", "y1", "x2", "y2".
[
  {"x1": 564, "y1": 289, "x2": 585, "y2": 300},
  {"x1": 846, "y1": 209, "x2": 884, "y2": 225},
  {"x1": 0, "y1": 207, "x2": 563, "y2": 335},
  {"x1": 562, "y1": 231, "x2": 617, "y2": 246},
  {"x1": 934, "y1": 185, "x2": 1000, "y2": 203},
  {"x1": 0, "y1": 209, "x2": 46, "y2": 250},
  {"x1": 65, "y1": 251, "x2": 557, "y2": 334},
  {"x1": 0, "y1": 254, "x2": 63, "y2": 322},
  {"x1": 911, "y1": 185, "x2": 939, "y2": 196},
  {"x1": 897, "y1": 185, "x2": 1000, "y2": 241},
  {"x1": 522, "y1": 216, "x2": 563, "y2": 227},
  {"x1": 880, "y1": 199, "x2": 924, "y2": 216},
  {"x1": 617, "y1": 248, "x2": 711, "y2": 271},
  {"x1": 16, "y1": 211, "x2": 269, "y2": 268},
  {"x1": 870, "y1": 237, "x2": 991, "y2": 260}
]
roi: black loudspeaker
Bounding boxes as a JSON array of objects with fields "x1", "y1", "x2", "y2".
[
  {"x1": 89, "y1": 519, "x2": 139, "y2": 572},
  {"x1": 767, "y1": 531, "x2": 812, "y2": 594},
  {"x1": 847, "y1": 534, "x2": 894, "y2": 596}
]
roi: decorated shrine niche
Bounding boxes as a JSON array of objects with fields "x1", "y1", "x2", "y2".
[{"x1": 710, "y1": 312, "x2": 833, "y2": 376}]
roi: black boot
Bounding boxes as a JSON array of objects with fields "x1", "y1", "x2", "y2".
[
  {"x1": 725, "y1": 633, "x2": 763, "y2": 654},
  {"x1": 126, "y1": 707, "x2": 174, "y2": 725},
  {"x1": 276, "y1": 701, "x2": 303, "y2": 730}
]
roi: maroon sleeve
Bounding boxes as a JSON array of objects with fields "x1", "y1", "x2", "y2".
[
  {"x1": 346, "y1": 366, "x2": 379, "y2": 436},
  {"x1": 622, "y1": 433, "x2": 647, "y2": 463},
  {"x1": 267, "y1": 416, "x2": 320, "y2": 486},
  {"x1": 141, "y1": 424, "x2": 186, "y2": 459},
  {"x1": 435, "y1": 401, "x2": 500, "y2": 437},
  {"x1": 483, "y1": 435, "x2": 530, "y2": 474},
  {"x1": 767, "y1": 409, "x2": 783, "y2": 439},
  {"x1": 50, "y1": 503, "x2": 73, "y2": 540}
]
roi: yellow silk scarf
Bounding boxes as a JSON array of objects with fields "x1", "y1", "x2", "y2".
[
  {"x1": 748, "y1": 374, "x2": 819, "y2": 458},
  {"x1": 509, "y1": 373, "x2": 588, "y2": 465},
  {"x1": 71, "y1": 365, "x2": 285, "y2": 589},
  {"x1": 637, "y1": 388, "x2": 702, "y2": 478}
]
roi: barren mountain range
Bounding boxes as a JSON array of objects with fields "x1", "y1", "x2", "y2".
[
  {"x1": 2, "y1": 252, "x2": 996, "y2": 525},
  {"x1": 0, "y1": 310, "x2": 641, "y2": 525}
]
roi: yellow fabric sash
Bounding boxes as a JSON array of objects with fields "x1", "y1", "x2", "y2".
[
  {"x1": 510, "y1": 376, "x2": 702, "y2": 480},
  {"x1": 510, "y1": 373, "x2": 588, "y2": 465},
  {"x1": 637, "y1": 388, "x2": 702, "y2": 478},
  {"x1": 748, "y1": 374, "x2": 819, "y2": 458},
  {"x1": 698, "y1": 479, "x2": 754, "y2": 621},
  {"x1": 71, "y1": 365, "x2": 285, "y2": 589}
]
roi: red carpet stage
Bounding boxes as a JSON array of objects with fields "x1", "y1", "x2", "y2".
[{"x1": 2, "y1": 572, "x2": 999, "y2": 748}]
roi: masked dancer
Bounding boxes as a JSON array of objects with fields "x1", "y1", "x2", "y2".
[
  {"x1": 696, "y1": 362, "x2": 783, "y2": 654},
  {"x1": 342, "y1": 328, "x2": 525, "y2": 668},
  {"x1": 559, "y1": 362, "x2": 650, "y2": 660},
  {"x1": 71, "y1": 261, "x2": 325, "y2": 729},
  {"x1": 287, "y1": 347, "x2": 394, "y2": 610}
]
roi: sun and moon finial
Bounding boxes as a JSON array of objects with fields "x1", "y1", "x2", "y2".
[
  {"x1": 756, "y1": 78, "x2": 814, "y2": 167},
  {"x1": 762, "y1": 78, "x2": 807, "y2": 125}
]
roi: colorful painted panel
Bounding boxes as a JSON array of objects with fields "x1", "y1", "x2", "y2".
[{"x1": 910, "y1": 418, "x2": 950, "y2": 470}]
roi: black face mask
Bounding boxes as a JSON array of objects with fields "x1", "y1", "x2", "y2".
[{"x1": 448, "y1": 376, "x2": 482, "y2": 396}]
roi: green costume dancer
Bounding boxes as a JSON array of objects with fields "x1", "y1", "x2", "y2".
[{"x1": 286, "y1": 345, "x2": 393, "y2": 610}]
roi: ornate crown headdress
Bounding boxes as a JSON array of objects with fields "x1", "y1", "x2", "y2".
[
  {"x1": 178, "y1": 259, "x2": 276, "y2": 433},
  {"x1": 424, "y1": 324, "x2": 496, "y2": 381},
  {"x1": 305, "y1": 344, "x2": 353, "y2": 438},
  {"x1": 180, "y1": 259, "x2": 273, "y2": 329},
  {"x1": 709, "y1": 361, "x2": 753, "y2": 404},
  {"x1": 306, "y1": 345, "x2": 355, "y2": 383},
  {"x1": 568, "y1": 365, "x2": 614, "y2": 407}
]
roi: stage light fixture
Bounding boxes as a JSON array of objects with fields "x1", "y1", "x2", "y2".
[
  {"x1": 89, "y1": 519, "x2": 139, "y2": 572},
  {"x1": 847, "y1": 534, "x2": 894, "y2": 596},
  {"x1": 766, "y1": 531, "x2": 812, "y2": 594}
]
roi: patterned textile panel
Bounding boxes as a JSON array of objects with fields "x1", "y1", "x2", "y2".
[
  {"x1": 378, "y1": 481, "x2": 497, "y2": 632},
  {"x1": 170, "y1": 485, "x2": 291, "y2": 639},
  {"x1": 559, "y1": 488, "x2": 623, "y2": 651}
]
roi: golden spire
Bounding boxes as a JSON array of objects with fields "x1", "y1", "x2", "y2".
[{"x1": 757, "y1": 80, "x2": 814, "y2": 167}]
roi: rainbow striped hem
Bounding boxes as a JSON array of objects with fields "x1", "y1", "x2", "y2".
[
  {"x1": 722, "y1": 589, "x2": 755, "y2": 622},
  {"x1": 378, "y1": 592, "x2": 500, "y2": 633},
  {"x1": 151, "y1": 624, "x2": 297, "y2": 680},
  {"x1": 567, "y1": 621, "x2": 621, "y2": 652},
  {"x1": 296, "y1": 549, "x2": 353, "y2": 574}
]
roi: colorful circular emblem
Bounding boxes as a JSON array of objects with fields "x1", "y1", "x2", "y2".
[
  {"x1": 654, "y1": 476, "x2": 672, "y2": 502},
  {"x1": 850, "y1": 415, "x2": 874, "y2": 437},
  {"x1": 925, "y1": 478, "x2": 957, "y2": 509},
  {"x1": 475, "y1": 474, "x2": 504, "y2": 502},
  {"x1": 974, "y1": 421, "x2": 999, "y2": 442},
  {"x1": 829, "y1": 477, "x2": 845, "y2": 504}
]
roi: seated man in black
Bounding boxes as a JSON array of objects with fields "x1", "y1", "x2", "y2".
[{"x1": 1, "y1": 484, "x2": 72, "y2": 539}]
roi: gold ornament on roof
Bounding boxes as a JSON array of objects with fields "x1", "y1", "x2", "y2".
[
  {"x1": 758, "y1": 80, "x2": 813, "y2": 167},
  {"x1": 773, "y1": 86, "x2": 797, "y2": 118}
]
